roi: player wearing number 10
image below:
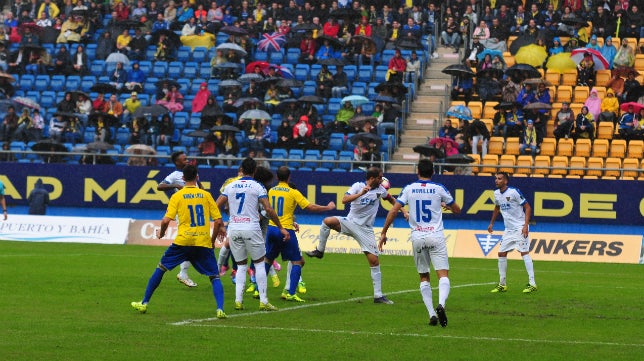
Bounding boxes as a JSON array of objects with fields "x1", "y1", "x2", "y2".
[
  {"x1": 379, "y1": 159, "x2": 461, "y2": 327},
  {"x1": 131, "y1": 165, "x2": 227, "y2": 318}
]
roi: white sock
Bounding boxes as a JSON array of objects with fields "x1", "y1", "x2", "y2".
[
  {"x1": 522, "y1": 254, "x2": 536, "y2": 286},
  {"x1": 254, "y1": 261, "x2": 268, "y2": 303},
  {"x1": 370, "y1": 265, "x2": 382, "y2": 298},
  {"x1": 284, "y1": 261, "x2": 292, "y2": 292},
  {"x1": 318, "y1": 222, "x2": 331, "y2": 252},
  {"x1": 420, "y1": 281, "x2": 436, "y2": 317},
  {"x1": 498, "y1": 257, "x2": 508, "y2": 285},
  {"x1": 217, "y1": 246, "x2": 229, "y2": 268},
  {"x1": 268, "y1": 265, "x2": 276, "y2": 277},
  {"x1": 177, "y1": 261, "x2": 190, "y2": 279},
  {"x1": 438, "y1": 277, "x2": 450, "y2": 307},
  {"x1": 235, "y1": 264, "x2": 247, "y2": 303}
]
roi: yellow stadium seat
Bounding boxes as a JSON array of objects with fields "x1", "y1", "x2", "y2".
[
  {"x1": 574, "y1": 138, "x2": 592, "y2": 157},
  {"x1": 539, "y1": 138, "x2": 556, "y2": 156},
  {"x1": 622, "y1": 158, "x2": 640, "y2": 178},
  {"x1": 548, "y1": 174, "x2": 563, "y2": 178},
  {"x1": 604, "y1": 157, "x2": 622, "y2": 177},
  {"x1": 556, "y1": 85, "x2": 572, "y2": 103},
  {"x1": 551, "y1": 156, "x2": 569, "y2": 176},
  {"x1": 569, "y1": 102, "x2": 583, "y2": 116},
  {"x1": 595, "y1": 70, "x2": 611, "y2": 87},
  {"x1": 488, "y1": 137, "x2": 505, "y2": 155},
  {"x1": 561, "y1": 70, "x2": 577, "y2": 86},
  {"x1": 545, "y1": 70, "x2": 561, "y2": 86},
  {"x1": 499, "y1": 155, "x2": 516, "y2": 173},
  {"x1": 583, "y1": 175, "x2": 599, "y2": 180},
  {"x1": 573, "y1": 86, "x2": 589, "y2": 103},
  {"x1": 593, "y1": 86, "x2": 606, "y2": 99},
  {"x1": 625, "y1": 37, "x2": 638, "y2": 51},
  {"x1": 516, "y1": 155, "x2": 533, "y2": 174},
  {"x1": 468, "y1": 101, "x2": 483, "y2": 119},
  {"x1": 569, "y1": 156, "x2": 587, "y2": 176},
  {"x1": 586, "y1": 157, "x2": 604, "y2": 177},
  {"x1": 533, "y1": 155, "x2": 551, "y2": 175},
  {"x1": 565, "y1": 175, "x2": 582, "y2": 179},
  {"x1": 635, "y1": 55, "x2": 644, "y2": 71},
  {"x1": 557, "y1": 138, "x2": 574, "y2": 157},
  {"x1": 609, "y1": 139, "x2": 627, "y2": 158},
  {"x1": 504, "y1": 55, "x2": 515, "y2": 68},
  {"x1": 481, "y1": 118, "x2": 494, "y2": 134},
  {"x1": 596, "y1": 122, "x2": 614, "y2": 139},
  {"x1": 591, "y1": 139, "x2": 609, "y2": 157},
  {"x1": 550, "y1": 102, "x2": 562, "y2": 119},
  {"x1": 468, "y1": 153, "x2": 481, "y2": 174},
  {"x1": 483, "y1": 103, "x2": 498, "y2": 119},
  {"x1": 505, "y1": 137, "x2": 520, "y2": 155},
  {"x1": 481, "y1": 154, "x2": 499, "y2": 174},
  {"x1": 627, "y1": 140, "x2": 643, "y2": 158}
]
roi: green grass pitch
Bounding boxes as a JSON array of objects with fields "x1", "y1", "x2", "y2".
[{"x1": 0, "y1": 240, "x2": 641, "y2": 361}]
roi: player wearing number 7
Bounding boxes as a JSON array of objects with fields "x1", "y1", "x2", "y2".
[
  {"x1": 131, "y1": 165, "x2": 227, "y2": 318},
  {"x1": 379, "y1": 159, "x2": 461, "y2": 327}
]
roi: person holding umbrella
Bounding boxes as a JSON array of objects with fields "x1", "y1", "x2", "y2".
[{"x1": 315, "y1": 64, "x2": 334, "y2": 99}]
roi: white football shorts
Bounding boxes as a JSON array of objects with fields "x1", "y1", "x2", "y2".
[
  {"x1": 338, "y1": 217, "x2": 379, "y2": 255},
  {"x1": 499, "y1": 229, "x2": 530, "y2": 253},
  {"x1": 228, "y1": 229, "x2": 266, "y2": 262},
  {"x1": 412, "y1": 233, "x2": 449, "y2": 273}
]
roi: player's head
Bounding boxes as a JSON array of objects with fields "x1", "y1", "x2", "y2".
[
  {"x1": 240, "y1": 157, "x2": 257, "y2": 176},
  {"x1": 171, "y1": 151, "x2": 187, "y2": 168},
  {"x1": 417, "y1": 159, "x2": 434, "y2": 178},
  {"x1": 182, "y1": 164, "x2": 198, "y2": 182},
  {"x1": 254, "y1": 166, "x2": 274, "y2": 189},
  {"x1": 276, "y1": 166, "x2": 291, "y2": 182},
  {"x1": 366, "y1": 166, "x2": 383, "y2": 188},
  {"x1": 495, "y1": 172, "x2": 510, "y2": 189}
]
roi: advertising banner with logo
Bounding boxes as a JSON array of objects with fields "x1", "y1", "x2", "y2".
[
  {"x1": 127, "y1": 220, "x2": 224, "y2": 248},
  {"x1": 0, "y1": 215, "x2": 130, "y2": 244}
]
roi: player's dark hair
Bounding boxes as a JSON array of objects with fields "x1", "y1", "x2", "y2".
[
  {"x1": 254, "y1": 166, "x2": 274, "y2": 189},
  {"x1": 366, "y1": 166, "x2": 381, "y2": 180},
  {"x1": 182, "y1": 164, "x2": 198, "y2": 182},
  {"x1": 418, "y1": 159, "x2": 435, "y2": 178},
  {"x1": 288, "y1": 182, "x2": 297, "y2": 190},
  {"x1": 171, "y1": 151, "x2": 184, "y2": 165},
  {"x1": 240, "y1": 157, "x2": 257, "y2": 176},
  {"x1": 276, "y1": 166, "x2": 291, "y2": 182},
  {"x1": 496, "y1": 171, "x2": 510, "y2": 181}
]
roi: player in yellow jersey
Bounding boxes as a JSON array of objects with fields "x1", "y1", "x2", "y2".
[
  {"x1": 132, "y1": 165, "x2": 227, "y2": 318},
  {"x1": 265, "y1": 166, "x2": 336, "y2": 302}
]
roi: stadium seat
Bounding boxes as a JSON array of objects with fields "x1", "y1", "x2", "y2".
[
  {"x1": 40, "y1": 91, "x2": 56, "y2": 108},
  {"x1": 573, "y1": 86, "x2": 589, "y2": 103},
  {"x1": 269, "y1": 51, "x2": 284, "y2": 64},
  {"x1": 468, "y1": 101, "x2": 483, "y2": 119},
  {"x1": 19, "y1": 74, "x2": 35, "y2": 91},
  {"x1": 550, "y1": 156, "x2": 569, "y2": 176},
  {"x1": 65, "y1": 76, "x2": 81, "y2": 92},
  {"x1": 574, "y1": 138, "x2": 591, "y2": 157},
  {"x1": 505, "y1": 137, "x2": 520, "y2": 155},
  {"x1": 287, "y1": 149, "x2": 304, "y2": 168},
  {"x1": 556, "y1": 85, "x2": 572, "y2": 103},
  {"x1": 338, "y1": 150, "x2": 353, "y2": 170},
  {"x1": 627, "y1": 140, "x2": 643, "y2": 158},
  {"x1": 321, "y1": 150, "x2": 337, "y2": 168},
  {"x1": 533, "y1": 155, "x2": 551, "y2": 175},
  {"x1": 114, "y1": 127, "x2": 131, "y2": 146},
  {"x1": 180, "y1": 129, "x2": 196, "y2": 147},
  {"x1": 357, "y1": 66, "x2": 372, "y2": 82},
  {"x1": 498, "y1": 155, "x2": 516, "y2": 173},
  {"x1": 480, "y1": 154, "x2": 499, "y2": 173},
  {"x1": 177, "y1": 46, "x2": 192, "y2": 62},
  {"x1": 303, "y1": 150, "x2": 320, "y2": 169},
  {"x1": 622, "y1": 158, "x2": 639, "y2": 178},
  {"x1": 328, "y1": 133, "x2": 345, "y2": 151},
  {"x1": 271, "y1": 148, "x2": 288, "y2": 167},
  {"x1": 561, "y1": 69, "x2": 577, "y2": 86},
  {"x1": 586, "y1": 157, "x2": 604, "y2": 177},
  {"x1": 373, "y1": 65, "x2": 389, "y2": 83},
  {"x1": 49, "y1": 75, "x2": 66, "y2": 92},
  {"x1": 595, "y1": 70, "x2": 611, "y2": 87},
  {"x1": 568, "y1": 156, "x2": 586, "y2": 176},
  {"x1": 90, "y1": 60, "x2": 105, "y2": 77},
  {"x1": 34, "y1": 75, "x2": 50, "y2": 91},
  {"x1": 544, "y1": 70, "x2": 561, "y2": 86},
  {"x1": 183, "y1": 62, "x2": 198, "y2": 79},
  {"x1": 604, "y1": 157, "x2": 622, "y2": 177},
  {"x1": 591, "y1": 139, "x2": 609, "y2": 157},
  {"x1": 254, "y1": 50, "x2": 268, "y2": 62},
  {"x1": 487, "y1": 137, "x2": 504, "y2": 155},
  {"x1": 168, "y1": 62, "x2": 184, "y2": 78},
  {"x1": 596, "y1": 122, "x2": 614, "y2": 139},
  {"x1": 152, "y1": 62, "x2": 168, "y2": 78},
  {"x1": 516, "y1": 155, "x2": 533, "y2": 174},
  {"x1": 173, "y1": 113, "x2": 188, "y2": 130},
  {"x1": 192, "y1": 47, "x2": 208, "y2": 63},
  {"x1": 286, "y1": 48, "x2": 301, "y2": 64},
  {"x1": 294, "y1": 64, "x2": 310, "y2": 81},
  {"x1": 556, "y1": 138, "x2": 574, "y2": 157}
]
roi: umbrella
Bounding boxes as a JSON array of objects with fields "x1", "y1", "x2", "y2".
[
  {"x1": 70, "y1": 9, "x2": 89, "y2": 18},
  {"x1": 216, "y1": 43, "x2": 248, "y2": 58},
  {"x1": 508, "y1": 35, "x2": 536, "y2": 55},
  {"x1": 125, "y1": 144, "x2": 156, "y2": 154},
  {"x1": 233, "y1": 97, "x2": 263, "y2": 107},
  {"x1": 12, "y1": 96, "x2": 40, "y2": 109},
  {"x1": 211, "y1": 125, "x2": 241, "y2": 133},
  {"x1": 90, "y1": 83, "x2": 119, "y2": 94},
  {"x1": 341, "y1": 95, "x2": 370, "y2": 106},
  {"x1": 445, "y1": 154, "x2": 476, "y2": 164},
  {"x1": 413, "y1": 144, "x2": 445, "y2": 159},
  {"x1": 352, "y1": 35, "x2": 378, "y2": 55},
  {"x1": 477, "y1": 48, "x2": 503, "y2": 62},
  {"x1": 545, "y1": 52, "x2": 577, "y2": 74},
  {"x1": 219, "y1": 79, "x2": 242, "y2": 88},
  {"x1": 442, "y1": 64, "x2": 475, "y2": 77},
  {"x1": 214, "y1": 62, "x2": 243, "y2": 70},
  {"x1": 476, "y1": 68, "x2": 504, "y2": 79},
  {"x1": 105, "y1": 52, "x2": 130, "y2": 65},
  {"x1": 396, "y1": 37, "x2": 423, "y2": 50},
  {"x1": 38, "y1": 27, "x2": 59, "y2": 44},
  {"x1": 19, "y1": 22, "x2": 42, "y2": 34},
  {"x1": 238, "y1": 73, "x2": 265, "y2": 83},
  {"x1": 53, "y1": 111, "x2": 78, "y2": 119},
  {"x1": 133, "y1": 105, "x2": 169, "y2": 118},
  {"x1": 69, "y1": 90, "x2": 90, "y2": 102},
  {"x1": 119, "y1": 19, "x2": 145, "y2": 28},
  {"x1": 245, "y1": 61, "x2": 271, "y2": 74},
  {"x1": 32, "y1": 139, "x2": 68, "y2": 153},
  {"x1": 560, "y1": 17, "x2": 588, "y2": 26},
  {"x1": 515, "y1": 44, "x2": 547, "y2": 67},
  {"x1": 625, "y1": 86, "x2": 644, "y2": 103},
  {"x1": 257, "y1": 32, "x2": 287, "y2": 52},
  {"x1": 186, "y1": 130, "x2": 211, "y2": 138},
  {"x1": 445, "y1": 104, "x2": 473, "y2": 120},
  {"x1": 19, "y1": 43, "x2": 45, "y2": 53},
  {"x1": 505, "y1": 64, "x2": 541, "y2": 81},
  {"x1": 316, "y1": 35, "x2": 342, "y2": 49},
  {"x1": 276, "y1": 78, "x2": 303, "y2": 88},
  {"x1": 374, "y1": 82, "x2": 408, "y2": 96},
  {"x1": 292, "y1": 23, "x2": 319, "y2": 32},
  {"x1": 494, "y1": 102, "x2": 519, "y2": 110},
  {"x1": 330, "y1": 8, "x2": 360, "y2": 19},
  {"x1": 429, "y1": 137, "x2": 458, "y2": 149},
  {"x1": 86, "y1": 141, "x2": 115, "y2": 151},
  {"x1": 350, "y1": 132, "x2": 382, "y2": 147},
  {"x1": 373, "y1": 95, "x2": 399, "y2": 103},
  {"x1": 201, "y1": 110, "x2": 233, "y2": 123},
  {"x1": 298, "y1": 95, "x2": 326, "y2": 104},
  {"x1": 620, "y1": 102, "x2": 644, "y2": 113},
  {"x1": 523, "y1": 102, "x2": 553, "y2": 110},
  {"x1": 88, "y1": 112, "x2": 120, "y2": 126},
  {"x1": 570, "y1": 48, "x2": 610, "y2": 70},
  {"x1": 240, "y1": 109, "x2": 272, "y2": 120},
  {"x1": 151, "y1": 29, "x2": 181, "y2": 48},
  {"x1": 219, "y1": 26, "x2": 249, "y2": 36},
  {"x1": 317, "y1": 58, "x2": 346, "y2": 66},
  {"x1": 349, "y1": 115, "x2": 378, "y2": 129},
  {"x1": 260, "y1": 76, "x2": 283, "y2": 85},
  {"x1": 523, "y1": 78, "x2": 552, "y2": 87},
  {"x1": 0, "y1": 72, "x2": 15, "y2": 82},
  {"x1": 155, "y1": 79, "x2": 181, "y2": 89}
]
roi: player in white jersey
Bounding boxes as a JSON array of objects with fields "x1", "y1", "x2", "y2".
[
  {"x1": 216, "y1": 157, "x2": 290, "y2": 311},
  {"x1": 306, "y1": 167, "x2": 406, "y2": 304},
  {"x1": 156, "y1": 151, "x2": 198, "y2": 288},
  {"x1": 488, "y1": 172, "x2": 537, "y2": 294},
  {"x1": 379, "y1": 159, "x2": 461, "y2": 327}
]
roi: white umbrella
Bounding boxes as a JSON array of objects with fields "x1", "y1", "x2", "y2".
[{"x1": 105, "y1": 52, "x2": 130, "y2": 65}]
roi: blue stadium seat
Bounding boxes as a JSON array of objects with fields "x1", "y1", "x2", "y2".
[
  {"x1": 144, "y1": 77, "x2": 158, "y2": 95},
  {"x1": 215, "y1": 33, "x2": 229, "y2": 45},
  {"x1": 138, "y1": 60, "x2": 152, "y2": 74},
  {"x1": 288, "y1": 149, "x2": 304, "y2": 168},
  {"x1": 374, "y1": 65, "x2": 389, "y2": 83},
  {"x1": 351, "y1": 84, "x2": 366, "y2": 96},
  {"x1": 180, "y1": 129, "x2": 196, "y2": 147},
  {"x1": 34, "y1": 75, "x2": 50, "y2": 91},
  {"x1": 189, "y1": 80, "x2": 204, "y2": 95},
  {"x1": 327, "y1": 98, "x2": 341, "y2": 115},
  {"x1": 65, "y1": 76, "x2": 81, "y2": 91},
  {"x1": 177, "y1": 79, "x2": 191, "y2": 93},
  {"x1": 137, "y1": 93, "x2": 150, "y2": 106},
  {"x1": 199, "y1": 64, "x2": 211, "y2": 79},
  {"x1": 146, "y1": 45, "x2": 157, "y2": 59},
  {"x1": 328, "y1": 133, "x2": 345, "y2": 151},
  {"x1": 344, "y1": 65, "x2": 356, "y2": 80},
  {"x1": 173, "y1": 112, "x2": 189, "y2": 130},
  {"x1": 19, "y1": 74, "x2": 35, "y2": 91},
  {"x1": 270, "y1": 114, "x2": 282, "y2": 129},
  {"x1": 254, "y1": 51, "x2": 268, "y2": 62},
  {"x1": 182, "y1": 95, "x2": 194, "y2": 113},
  {"x1": 381, "y1": 50, "x2": 395, "y2": 65},
  {"x1": 294, "y1": 64, "x2": 310, "y2": 81},
  {"x1": 83, "y1": 127, "x2": 96, "y2": 143},
  {"x1": 192, "y1": 47, "x2": 208, "y2": 63},
  {"x1": 357, "y1": 66, "x2": 372, "y2": 82},
  {"x1": 286, "y1": 48, "x2": 301, "y2": 64},
  {"x1": 115, "y1": 127, "x2": 131, "y2": 146},
  {"x1": 152, "y1": 62, "x2": 168, "y2": 78},
  {"x1": 338, "y1": 150, "x2": 353, "y2": 170},
  {"x1": 177, "y1": 46, "x2": 192, "y2": 62},
  {"x1": 188, "y1": 115, "x2": 201, "y2": 129},
  {"x1": 49, "y1": 75, "x2": 65, "y2": 92},
  {"x1": 104, "y1": 62, "x2": 116, "y2": 75},
  {"x1": 361, "y1": 102, "x2": 374, "y2": 114},
  {"x1": 271, "y1": 148, "x2": 288, "y2": 168},
  {"x1": 269, "y1": 51, "x2": 284, "y2": 64},
  {"x1": 90, "y1": 60, "x2": 105, "y2": 77},
  {"x1": 85, "y1": 43, "x2": 97, "y2": 61},
  {"x1": 80, "y1": 76, "x2": 96, "y2": 93},
  {"x1": 40, "y1": 91, "x2": 56, "y2": 108},
  {"x1": 303, "y1": 149, "x2": 320, "y2": 168},
  {"x1": 168, "y1": 62, "x2": 184, "y2": 78},
  {"x1": 183, "y1": 62, "x2": 198, "y2": 79},
  {"x1": 26, "y1": 91, "x2": 41, "y2": 103}
]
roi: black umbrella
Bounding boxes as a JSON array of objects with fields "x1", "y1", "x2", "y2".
[
  {"x1": 494, "y1": 102, "x2": 519, "y2": 110},
  {"x1": 90, "y1": 83, "x2": 119, "y2": 94},
  {"x1": 211, "y1": 125, "x2": 241, "y2": 132},
  {"x1": 237, "y1": 73, "x2": 265, "y2": 83},
  {"x1": 86, "y1": 141, "x2": 115, "y2": 151},
  {"x1": 220, "y1": 26, "x2": 249, "y2": 36},
  {"x1": 445, "y1": 154, "x2": 476, "y2": 164},
  {"x1": 413, "y1": 144, "x2": 445, "y2": 159},
  {"x1": 38, "y1": 27, "x2": 59, "y2": 44},
  {"x1": 349, "y1": 115, "x2": 378, "y2": 129},
  {"x1": 350, "y1": 132, "x2": 382, "y2": 147},
  {"x1": 317, "y1": 57, "x2": 346, "y2": 66},
  {"x1": 202, "y1": 111, "x2": 233, "y2": 124},
  {"x1": 504, "y1": 64, "x2": 541, "y2": 81},
  {"x1": 560, "y1": 17, "x2": 589, "y2": 26},
  {"x1": 20, "y1": 43, "x2": 45, "y2": 53},
  {"x1": 186, "y1": 130, "x2": 211, "y2": 137},
  {"x1": 155, "y1": 79, "x2": 181, "y2": 89},
  {"x1": 276, "y1": 78, "x2": 303, "y2": 88},
  {"x1": 70, "y1": 9, "x2": 89, "y2": 18},
  {"x1": 442, "y1": 64, "x2": 475, "y2": 77},
  {"x1": 373, "y1": 95, "x2": 400, "y2": 103},
  {"x1": 133, "y1": 105, "x2": 169, "y2": 118},
  {"x1": 292, "y1": 23, "x2": 320, "y2": 32},
  {"x1": 119, "y1": 19, "x2": 145, "y2": 28},
  {"x1": 625, "y1": 85, "x2": 644, "y2": 103},
  {"x1": 476, "y1": 68, "x2": 504, "y2": 79},
  {"x1": 69, "y1": 90, "x2": 90, "y2": 102},
  {"x1": 88, "y1": 112, "x2": 120, "y2": 126},
  {"x1": 316, "y1": 35, "x2": 342, "y2": 49},
  {"x1": 330, "y1": 8, "x2": 360, "y2": 19},
  {"x1": 151, "y1": 29, "x2": 181, "y2": 48},
  {"x1": 374, "y1": 83, "x2": 408, "y2": 96},
  {"x1": 396, "y1": 37, "x2": 423, "y2": 49},
  {"x1": 219, "y1": 79, "x2": 243, "y2": 88},
  {"x1": 508, "y1": 35, "x2": 537, "y2": 55},
  {"x1": 298, "y1": 95, "x2": 326, "y2": 104},
  {"x1": 233, "y1": 97, "x2": 262, "y2": 108},
  {"x1": 213, "y1": 62, "x2": 243, "y2": 70},
  {"x1": 352, "y1": 35, "x2": 379, "y2": 55},
  {"x1": 259, "y1": 76, "x2": 283, "y2": 85},
  {"x1": 523, "y1": 102, "x2": 553, "y2": 111},
  {"x1": 32, "y1": 139, "x2": 68, "y2": 153},
  {"x1": 53, "y1": 111, "x2": 78, "y2": 119}
]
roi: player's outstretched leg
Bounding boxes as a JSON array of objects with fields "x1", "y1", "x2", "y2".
[
  {"x1": 177, "y1": 261, "x2": 197, "y2": 287},
  {"x1": 132, "y1": 267, "x2": 165, "y2": 313},
  {"x1": 420, "y1": 281, "x2": 438, "y2": 325}
]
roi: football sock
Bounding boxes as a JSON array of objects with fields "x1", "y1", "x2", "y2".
[
  {"x1": 498, "y1": 257, "x2": 508, "y2": 285},
  {"x1": 254, "y1": 261, "x2": 268, "y2": 303},
  {"x1": 177, "y1": 261, "x2": 190, "y2": 279},
  {"x1": 289, "y1": 264, "x2": 302, "y2": 296},
  {"x1": 370, "y1": 265, "x2": 383, "y2": 298},
  {"x1": 438, "y1": 277, "x2": 450, "y2": 307},
  {"x1": 264, "y1": 260, "x2": 271, "y2": 274},
  {"x1": 142, "y1": 268, "x2": 165, "y2": 304},
  {"x1": 211, "y1": 277, "x2": 225, "y2": 310},
  {"x1": 420, "y1": 281, "x2": 436, "y2": 317},
  {"x1": 318, "y1": 222, "x2": 331, "y2": 252},
  {"x1": 284, "y1": 262, "x2": 292, "y2": 292},
  {"x1": 218, "y1": 246, "x2": 229, "y2": 268},
  {"x1": 235, "y1": 264, "x2": 247, "y2": 302},
  {"x1": 522, "y1": 254, "x2": 536, "y2": 286},
  {"x1": 268, "y1": 265, "x2": 277, "y2": 277}
]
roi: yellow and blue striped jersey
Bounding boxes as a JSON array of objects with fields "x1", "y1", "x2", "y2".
[
  {"x1": 165, "y1": 186, "x2": 221, "y2": 248},
  {"x1": 268, "y1": 181, "x2": 310, "y2": 230}
]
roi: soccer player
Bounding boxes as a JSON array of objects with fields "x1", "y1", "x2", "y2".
[
  {"x1": 265, "y1": 166, "x2": 336, "y2": 302},
  {"x1": 378, "y1": 159, "x2": 461, "y2": 327},
  {"x1": 157, "y1": 151, "x2": 198, "y2": 288},
  {"x1": 488, "y1": 172, "x2": 537, "y2": 294},
  {"x1": 131, "y1": 165, "x2": 227, "y2": 318},
  {"x1": 306, "y1": 167, "x2": 405, "y2": 304},
  {"x1": 216, "y1": 157, "x2": 290, "y2": 311},
  {"x1": 0, "y1": 178, "x2": 7, "y2": 220}
]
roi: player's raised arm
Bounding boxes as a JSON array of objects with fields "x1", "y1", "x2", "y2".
[
  {"x1": 304, "y1": 201, "x2": 336, "y2": 212},
  {"x1": 379, "y1": 201, "x2": 403, "y2": 251}
]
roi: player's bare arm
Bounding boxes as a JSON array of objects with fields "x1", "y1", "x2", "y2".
[
  {"x1": 522, "y1": 202, "x2": 532, "y2": 237},
  {"x1": 488, "y1": 205, "x2": 500, "y2": 233},
  {"x1": 157, "y1": 216, "x2": 173, "y2": 239},
  {"x1": 210, "y1": 218, "x2": 224, "y2": 247},
  {"x1": 157, "y1": 182, "x2": 182, "y2": 191},
  {"x1": 342, "y1": 186, "x2": 370, "y2": 204},
  {"x1": 304, "y1": 201, "x2": 336, "y2": 212}
]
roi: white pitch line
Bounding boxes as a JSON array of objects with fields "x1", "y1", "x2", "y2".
[{"x1": 170, "y1": 282, "x2": 495, "y2": 326}]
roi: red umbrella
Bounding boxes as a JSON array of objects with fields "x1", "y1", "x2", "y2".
[
  {"x1": 620, "y1": 102, "x2": 644, "y2": 113},
  {"x1": 570, "y1": 48, "x2": 610, "y2": 70},
  {"x1": 245, "y1": 61, "x2": 270, "y2": 74}
]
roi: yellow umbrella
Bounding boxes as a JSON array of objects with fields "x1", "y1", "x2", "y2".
[
  {"x1": 545, "y1": 52, "x2": 577, "y2": 74},
  {"x1": 515, "y1": 44, "x2": 548, "y2": 68}
]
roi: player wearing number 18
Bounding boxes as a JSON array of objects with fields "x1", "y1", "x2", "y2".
[
  {"x1": 379, "y1": 159, "x2": 461, "y2": 327},
  {"x1": 131, "y1": 165, "x2": 227, "y2": 318}
]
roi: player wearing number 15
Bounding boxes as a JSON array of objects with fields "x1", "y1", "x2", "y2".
[
  {"x1": 379, "y1": 159, "x2": 461, "y2": 327},
  {"x1": 131, "y1": 165, "x2": 227, "y2": 318}
]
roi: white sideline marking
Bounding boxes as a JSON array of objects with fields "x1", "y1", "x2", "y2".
[{"x1": 170, "y1": 282, "x2": 494, "y2": 326}]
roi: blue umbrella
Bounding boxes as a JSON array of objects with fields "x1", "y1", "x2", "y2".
[
  {"x1": 446, "y1": 105, "x2": 473, "y2": 121},
  {"x1": 477, "y1": 48, "x2": 503, "y2": 62},
  {"x1": 341, "y1": 95, "x2": 370, "y2": 106}
]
